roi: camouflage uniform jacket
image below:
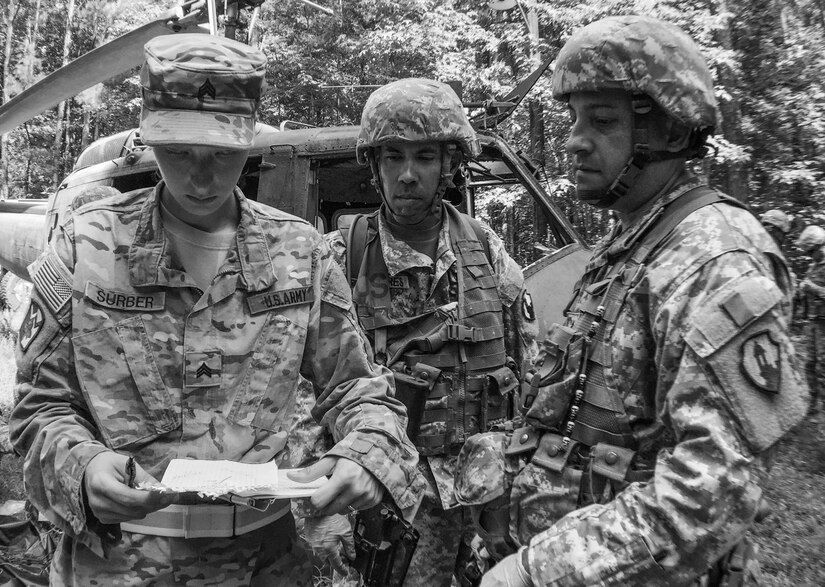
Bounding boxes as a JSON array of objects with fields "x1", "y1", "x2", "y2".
[
  {"x1": 10, "y1": 184, "x2": 421, "y2": 564},
  {"x1": 472, "y1": 179, "x2": 807, "y2": 585},
  {"x1": 326, "y1": 204, "x2": 538, "y2": 510}
]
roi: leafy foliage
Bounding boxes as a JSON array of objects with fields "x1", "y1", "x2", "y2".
[{"x1": 1, "y1": 0, "x2": 823, "y2": 254}]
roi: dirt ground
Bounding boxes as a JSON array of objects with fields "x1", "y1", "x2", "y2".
[{"x1": 1, "y1": 310, "x2": 823, "y2": 584}]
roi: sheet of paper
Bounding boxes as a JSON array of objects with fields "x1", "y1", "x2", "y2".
[{"x1": 159, "y1": 459, "x2": 326, "y2": 498}]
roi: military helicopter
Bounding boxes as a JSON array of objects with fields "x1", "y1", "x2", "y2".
[{"x1": 0, "y1": 0, "x2": 590, "y2": 336}]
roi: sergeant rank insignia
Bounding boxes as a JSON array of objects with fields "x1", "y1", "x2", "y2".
[{"x1": 740, "y1": 330, "x2": 781, "y2": 394}]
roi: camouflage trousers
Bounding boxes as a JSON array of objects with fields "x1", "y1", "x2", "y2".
[
  {"x1": 804, "y1": 321, "x2": 825, "y2": 411},
  {"x1": 405, "y1": 495, "x2": 476, "y2": 587},
  {"x1": 49, "y1": 513, "x2": 314, "y2": 586}
]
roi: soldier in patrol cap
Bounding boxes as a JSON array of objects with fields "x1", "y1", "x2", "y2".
[
  {"x1": 454, "y1": 15, "x2": 808, "y2": 586},
  {"x1": 796, "y1": 224, "x2": 825, "y2": 414},
  {"x1": 10, "y1": 33, "x2": 421, "y2": 585},
  {"x1": 324, "y1": 78, "x2": 538, "y2": 585}
]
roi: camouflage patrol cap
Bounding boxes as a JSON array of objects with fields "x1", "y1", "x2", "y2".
[
  {"x1": 139, "y1": 34, "x2": 267, "y2": 150},
  {"x1": 760, "y1": 209, "x2": 792, "y2": 234},
  {"x1": 552, "y1": 15, "x2": 719, "y2": 130},
  {"x1": 356, "y1": 78, "x2": 481, "y2": 163}
]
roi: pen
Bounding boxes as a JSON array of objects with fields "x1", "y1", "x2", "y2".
[
  {"x1": 225, "y1": 493, "x2": 256, "y2": 508},
  {"x1": 125, "y1": 456, "x2": 136, "y2": 489}
]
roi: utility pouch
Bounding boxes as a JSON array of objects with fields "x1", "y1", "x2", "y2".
[
  {"x1": 520, "y1": 324, "x2": 580, "y2": 419},
  {"x1": 393, "y1": 363, "x2": 440, "y2": 443},
  {"x1": 351, "y1": 501, "x2": 420, "y2": 587}
]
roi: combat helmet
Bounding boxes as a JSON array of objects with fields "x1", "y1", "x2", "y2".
[
  {"x1": 760, "y1": 209, "x2": 792, "y2": 234},
  {"x1": 356, "y1": 78, "x2": 480, "y2": 163},
  {"x1": 796, "y1": 225, "x2": 825, "y2": 253},
  {"x1": 552, "y1": 15, "x2": 718, "y2": 206},
  {"x1": 357, "y1": 78, "x2": 480, "y2": 211}
]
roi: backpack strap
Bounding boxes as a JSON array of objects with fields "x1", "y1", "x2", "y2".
[{"x1": 339, "y1": 212, "x2": 373, "y2": 287}]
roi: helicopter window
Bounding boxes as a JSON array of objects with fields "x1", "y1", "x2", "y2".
[{"x1": 316, "y1": 157, "x2": 380, "y2": 233}]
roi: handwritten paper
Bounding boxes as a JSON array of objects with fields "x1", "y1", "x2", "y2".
[{"x1": 158, "y1": 459, "x2": 326, "y2": 499}]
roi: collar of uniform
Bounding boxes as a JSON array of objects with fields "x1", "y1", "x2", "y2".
[
  {"x1": 128, "y1": 183, "x2": 275, "y2": 291},
  {"x1": 588, "y1": 175, "x2": 708, "y2": 272},
  {"x1": 377, "y1": 206, "x2": 456, "y2": 283}
]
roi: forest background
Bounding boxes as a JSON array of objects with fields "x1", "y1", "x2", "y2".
[
  {"x1": 1, "y1": 0, "x2": 824, "y2": 585},
  {"x1": 2, "y1": 0, "x2": 825, "y2": 271}
]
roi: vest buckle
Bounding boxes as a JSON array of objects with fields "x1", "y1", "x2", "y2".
[{"x1": 447, "y1": 323, "x2": 477, "y2": 342}]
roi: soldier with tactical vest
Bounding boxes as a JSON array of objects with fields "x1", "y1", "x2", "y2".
[
  {"x1": 9, "y1": 34, "x2": 421, "y2": 586},
  {"x1": 796, "y1": 225, "x2": 825, "y2": 414},
  {"x1": 455, "y1": 15, "x2": 809, "y2": 586},
  {"x1": 324, "y1": 78, "x2": 538, "y2": 586}
]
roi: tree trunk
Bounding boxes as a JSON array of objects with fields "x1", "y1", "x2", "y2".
[
  {"x1": 52, "y1": 0, "x2": 76, "y2": 190},
  {"x1": 712, "y1": 0, "x2": 749, "y2": 203},
  {"x1": 1, "y1": 0, "x2": 20, "y2": 200}
]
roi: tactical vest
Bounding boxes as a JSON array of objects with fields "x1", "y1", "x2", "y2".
[
  {"x1": 516, "y1": 184, "x2": 739, "y2": 505},
  {"x1": 348, "y1": 204, "x2": 517, "y2": 456}
]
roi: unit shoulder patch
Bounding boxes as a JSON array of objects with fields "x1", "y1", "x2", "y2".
[
  {"x1": 19, "y1": 301, "x2": 44, "y2": 351},
  {"x1": 740, "y1": 330, "x2": 781, "y2": 394}
]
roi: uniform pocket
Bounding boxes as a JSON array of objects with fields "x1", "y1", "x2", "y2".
[
  {"x1": 227, "y1": 311, "x2": 308, "y2": 432},
  {"x1": 73, "y1": 316, "x2": 179, "y2": 449},
  {"x1": 509, "y1": 435, "x2": 582, "y2": 546}
]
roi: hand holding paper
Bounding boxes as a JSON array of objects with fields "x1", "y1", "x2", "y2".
[{"x1": 287, "y1": 457, "x2": 383, "y2": 516}]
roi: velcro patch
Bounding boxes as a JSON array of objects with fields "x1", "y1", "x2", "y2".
[
  {"x1": 30, "y1": 252, "x2": 72, "y2": 315},
  {"x1": 185, "y1": 350, "x2": 223, "y2": 388},
  {"x1": 740, "y1": 330, "x2": 781, "y2": 393},
  {"x1": 389, "y1": 275, "x2": 410, "y2": 289},
  {"x1": 18, "y1": 301, "x2": 44, "y2": 351},
  {"x1": 85, "y1": 282, "x2": 165, "y2": 312},
  {"x1": 247, "y1": 287, "x2": 314, "y2": 315}
]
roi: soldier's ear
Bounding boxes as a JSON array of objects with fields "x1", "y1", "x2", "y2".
[
  {"x1": 447, "y1": 146, "x2": 463, "y2": 174},
  {"x1": 666, "y1": 120, "x2": 692, "y2": 152}
]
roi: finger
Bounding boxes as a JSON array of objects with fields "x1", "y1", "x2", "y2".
[{"x1": 287, "y1": 457, "x2": 335, "y2": 483}]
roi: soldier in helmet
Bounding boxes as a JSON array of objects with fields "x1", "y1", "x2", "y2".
[
  {"x1": 9, "y1": 34, "x2": 421, "y2": 585},
  {"x1": 454, "y1": 15, "x2": 808, "y2": 586},
  {"x1": 324, "y1": 78, "x2": 538, "y2": 586},
  {"x1": 796, "y1": 225, "x2": 825, "y2": 414},
  {"x1": 760, "y1": 209, "x2": 792, "y2": 248}
]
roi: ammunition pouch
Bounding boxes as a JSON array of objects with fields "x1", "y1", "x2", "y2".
[
  {"x1": 393, "y1": 363, "x2": 442, "y2": 444},
  {"x1": 351, "y1": 501, "x2": 420, "y2": 587}
]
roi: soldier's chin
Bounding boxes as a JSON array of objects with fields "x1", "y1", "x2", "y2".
[{"x1": 576, "y1": 187, "x2": 612, "y2": 208}]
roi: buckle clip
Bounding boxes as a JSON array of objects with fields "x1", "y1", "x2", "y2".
[{"x1": 446, "y1": 323, "x2": 477, "y2": 342}]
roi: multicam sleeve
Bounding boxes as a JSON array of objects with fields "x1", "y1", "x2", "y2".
[
  {"x1": 300, "y1": 237, "x2": 423, "y2": 510},
  {"x1": 9, "y1": 217, "x2": 111, "y2": 553},
  {"x1": 522, "y1": 252, "x2": 807, "y2": 585}
]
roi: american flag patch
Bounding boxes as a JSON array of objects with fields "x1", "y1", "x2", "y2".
[{"x1": 31, "y1": 253, "x2": 72, "y2": 314}]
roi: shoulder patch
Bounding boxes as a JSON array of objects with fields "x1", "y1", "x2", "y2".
[
  {"x1": 29, "y1": 251, "x2": 72, "y2": 315},
  {"x1": 740, "y1": 331, "x2": 781, "y2": 394},
  {"x1": 18, "y1": 301, "x2": 45, "y2": 351}
]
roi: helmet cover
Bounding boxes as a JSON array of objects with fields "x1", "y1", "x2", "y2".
[
  {"x1": 796, "y1": 225, "x2": 825, "y2": 252},
  {"x1": 760, "y1": 209, "x2": 792, "y2": 234},
  {"x1": 356, "y1": 78, "x2": 481, "y2": 163},
  {"x1": 552, "y1": 15, "x2": 718, "y2": 130}
]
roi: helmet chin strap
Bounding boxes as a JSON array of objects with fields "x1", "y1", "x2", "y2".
[{"x1": 586, "y1": 95, "x2": 693, "y2": 209}]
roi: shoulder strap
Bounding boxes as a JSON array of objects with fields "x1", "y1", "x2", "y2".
[
  {"x1": 631, "y1": 185, "x2": 736, "y2": 265},
  {"x1": 341, "y1": 211, "x2": 379, "y2": 287},
  {"x1": 463, "y1": 214, "x2": 492, "y2": 265}
]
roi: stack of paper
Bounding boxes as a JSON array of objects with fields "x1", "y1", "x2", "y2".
[{"x1": 157, "y1": 459, "x2": 327, "y2": 499}]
